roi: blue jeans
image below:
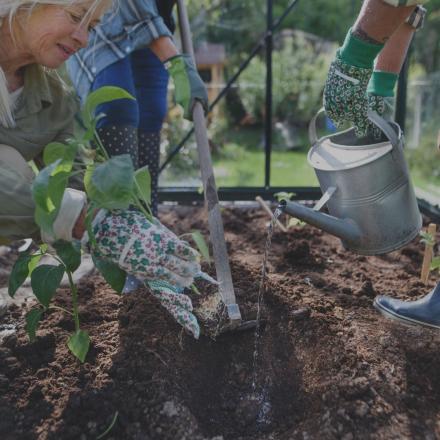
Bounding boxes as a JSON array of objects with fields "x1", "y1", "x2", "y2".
[{"x1": 92, "y1": 48, "x2": 169, "y2": 132}]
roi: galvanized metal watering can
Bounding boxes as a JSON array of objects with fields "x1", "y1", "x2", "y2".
[{"x1": 281, "y1": 110, "x2": 422, "y2": 255}]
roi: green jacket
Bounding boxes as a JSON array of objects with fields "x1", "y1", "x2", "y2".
[{"x1": 0, "y1": 65, "x2": 78, "y2": 241}]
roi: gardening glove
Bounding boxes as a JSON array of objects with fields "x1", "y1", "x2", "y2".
[
  {"x1": 91, "y1": 209, "x2": 202, "y2": 289},
  {"x1": 165, "y1": 54, "x2": 209, "y2": 120},
  {"x1": 323, "y1": 53, "x2": 375, "y2": 137},
  {"x1": 148, "y1": 280, "x2": 200, "y2": 339}
]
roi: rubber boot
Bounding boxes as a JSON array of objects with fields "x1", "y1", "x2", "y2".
[
  {"x1": 96, "y1": 124, "x2": 139, "y2": 169},
  {"x1": 374, "y1": 282, "x2": 440, "y2": 330},
  {"x1": 138, "y1": 130, "x2": 161, "y2": 217}
]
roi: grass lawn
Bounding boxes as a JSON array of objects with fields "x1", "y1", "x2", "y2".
[{"x1": 212, "y1": 126, "x2": 318, "y2": 187}]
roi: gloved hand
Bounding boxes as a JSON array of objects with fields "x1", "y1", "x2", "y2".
[
  {"x1": 165, "y1": 54, "x2": 209, "y2": 120},
  {"x1": 148, "y1": 280, "x2": 200, "y2": 339},
  {"x1": 323, "y1": 53, "x2": 376, "y2": 137},
  {"x1": 92, "y1": 209, "x2": 201, "y2": 289}
]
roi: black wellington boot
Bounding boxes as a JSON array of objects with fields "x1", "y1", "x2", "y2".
[
  {"x1": 374, "y1": 282, "x2": 440, "y2": 330},
  {"x1": 96, "y1": 124, "x2": 139, "y2": 169},
  {"x1": 138, "y1": 130, "x2": 161, "y2": 217}
]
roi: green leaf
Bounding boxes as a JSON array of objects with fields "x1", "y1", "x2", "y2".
[
  {"x1": 32, "y1": 160, "x2": 70, "y2": 220},
  {"x1": 420, "y1": 231, "x2": 435, "y2": 247},
  {"x1": 430, "y1": 256, "x2": 440, "y2": 272},
  {"x1": 288, "y1": 217, "x2": 306, "y2": 228},
  {"x1": 31, "y1": 264, "x2": 65, "y2": 308},
  {"x1": 190, "y1": 231, "x2": 211, "y2": 264},
  {"x1": 274, "y1": 191, "x2": 295, "y2": 202},
  {"x1": 53, "y1": 241, "x2": 82, "y2": 272},
  {"x1": 93, "y1": 256, "x2": 127, "y2": 294},
  {"x1": 85, "y1": 155, "x2": 134, "y2": 209},
  {"x1": 8, "y1": 254, "x2": 32, "y2": 297},
  {"x1": 43, "y1": 142, "x2": 77, "y2": 166},
  {"x1": 82, "y1": 86, "x2": 135, "y2": 128},
  {"x1": 32, "y1": 160, "x2": 61, "y2": 213},
  {"x1": 68, "y1": 330, "x2": 90, "y2": 363},
  {"x1": 25, "y1": 308, "x2": 43, "y2": 342},
  {"x1": 34, "y1": 206, "x2": 57, "y2": 236},
  {"x1": 134, "y1": 166, "x2": 151, "y2": 205},
  {"x1": 28, "y1": 253, "x2": 44, "y2": 276}
]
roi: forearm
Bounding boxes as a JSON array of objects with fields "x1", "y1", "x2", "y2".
[
  {"x1": 375, "y1": 21, "x2": 415, "y2": 73},
  {"x1": 353, "y1": 0, "x2": 415, "y2": 44},
  {"x1": 148, "y1": 36, "x2": 179, "y2": 62}
]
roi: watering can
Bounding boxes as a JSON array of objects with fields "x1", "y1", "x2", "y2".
[{"x1": 280, "y1": 110, "x2": 422, "y2": 255}]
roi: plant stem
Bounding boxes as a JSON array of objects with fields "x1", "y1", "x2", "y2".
[
  {"x1": 133, "y1": 194, "x2": 153, "y2": 219},
  {"x1": 93, "y1": 130, "x2": 110, "y2": 161},
  {"x1": 67, "y1": 270, "x2": 80, "y2": 332}
]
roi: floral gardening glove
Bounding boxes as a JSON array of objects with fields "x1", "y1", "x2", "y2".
[
  {"x1": 323, "y1": 53, "x2": 377, "y2": 137},
  {"x1": 90, "y1": 210, "x2": 215, "y2": 338},
  {"x1": 148, "y1": 280, "x2": 200, "y2": 339},
  {"x1": 92, "y1": 210, "x2": 202, "y2": 288},
  {"x1": 165, "y1": 54, "x2": 209, "y2": 120}
]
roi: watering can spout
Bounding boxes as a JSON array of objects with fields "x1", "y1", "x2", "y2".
[{"x1": 280, "y1": 200, "x2": 362, "y2": 246}]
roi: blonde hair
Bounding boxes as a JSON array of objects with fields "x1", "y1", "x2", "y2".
[{"x1": 0, "y1": 0, "x2": 112, "y2": 128}]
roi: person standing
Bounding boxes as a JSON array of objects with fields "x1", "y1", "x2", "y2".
[{"x1": 67, "y1": 0, "x2": 208, "y2": 216}]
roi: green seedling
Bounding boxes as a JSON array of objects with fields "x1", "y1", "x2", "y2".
[
  {"x1": 420, "y1": 230, "x2": 436, "y2": 247},
  {"x1": 180, "y1": 231, "x2": 211, "y2": 264},
  {"x1": 273, "y1": 191, "x2": 296, "y2": 203}
]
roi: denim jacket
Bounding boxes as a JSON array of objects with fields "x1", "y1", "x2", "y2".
[{"x1": 67, "y1": 0, "x2": 172, "y2": 102}]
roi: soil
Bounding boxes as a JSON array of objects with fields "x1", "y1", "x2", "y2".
[{"x1": 1, "y1": 206, "x2": 440, "y2": 440}]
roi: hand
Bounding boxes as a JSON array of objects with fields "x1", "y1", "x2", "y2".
[
  {"x1": 147, "y1": 280, "x2": 200, "y2": 339},
  {"x1": 323, "y1": 53, "x2": 375, "y2": 137},
  {"x1": 165, "y1": 54, "x2": 209, "y2": 120},
  {"x1": 92, "y1": 210, "x2": 201, "y2": 289}
]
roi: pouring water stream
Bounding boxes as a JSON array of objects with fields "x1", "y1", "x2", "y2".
[{"x1": 247, "y1": 202, "x2": 285, "y2": 427}]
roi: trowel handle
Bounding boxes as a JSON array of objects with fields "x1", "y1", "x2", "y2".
[{"x1": 366, "y1": 110, "x2": 401, "y2": 149}]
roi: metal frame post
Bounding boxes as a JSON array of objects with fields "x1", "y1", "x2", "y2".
[{"x1": 264, "y1": 0, "x2": 273, "y2": 188}]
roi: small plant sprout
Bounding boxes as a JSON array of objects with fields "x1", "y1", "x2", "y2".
[
  {"x1": 273, "y1": 191, "x2": 296, "y2": 203},
  {"x1": 420, "y1": 230, "x2": 435, "y2": 247}
]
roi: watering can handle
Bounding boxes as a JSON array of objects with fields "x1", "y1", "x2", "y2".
[
  {"x1": 309, "y1": 108, "x2": 400, "y2": 148},
  {"x1": 366, "y1": 110, "x2": 400, "y2": 148},
  {"x1": 308, "y1": 107, "x2": 326, "y2": 146}
]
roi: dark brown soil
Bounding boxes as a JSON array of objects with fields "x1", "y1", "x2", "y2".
[{"x1": 1, "y1": 206, "x2": 440, "y2": 440}]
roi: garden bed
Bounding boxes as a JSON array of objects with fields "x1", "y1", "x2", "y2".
[{"x1": 1, "y1": 206, "x2": 440, "y2": 439}]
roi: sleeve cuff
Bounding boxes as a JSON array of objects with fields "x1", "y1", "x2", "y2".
[{"x1": 41, "y1": 188, "x2": 87, "y2": 243}]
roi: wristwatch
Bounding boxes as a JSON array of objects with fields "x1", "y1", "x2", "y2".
[{"x1": 406, "y1": 5, "x2": 427, "y2": 31}]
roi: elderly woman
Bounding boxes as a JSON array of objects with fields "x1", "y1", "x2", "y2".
[{"x1": 0, "y1": 0, "x2": 206, "y2": 338}]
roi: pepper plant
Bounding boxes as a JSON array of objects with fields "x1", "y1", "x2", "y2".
[{"x1": 8, "y1": 87, "x2": 209, "y2": 363}]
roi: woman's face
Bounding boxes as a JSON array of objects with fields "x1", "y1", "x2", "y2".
[{"x1": 16, "y1": 1, "x2": 109, "y2": 68}]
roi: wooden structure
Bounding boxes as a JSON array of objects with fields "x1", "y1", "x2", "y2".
[{"x1": 194, "y1": 42, "x2": 226, "y2": 118}]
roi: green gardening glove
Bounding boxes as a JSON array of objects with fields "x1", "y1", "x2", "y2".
[
  {"x1": 165, "y1": 54, "x2": 209, "y2": 120},
  {"x1": 323, "y1": 53, "x2": 376, "y2": 137}
]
